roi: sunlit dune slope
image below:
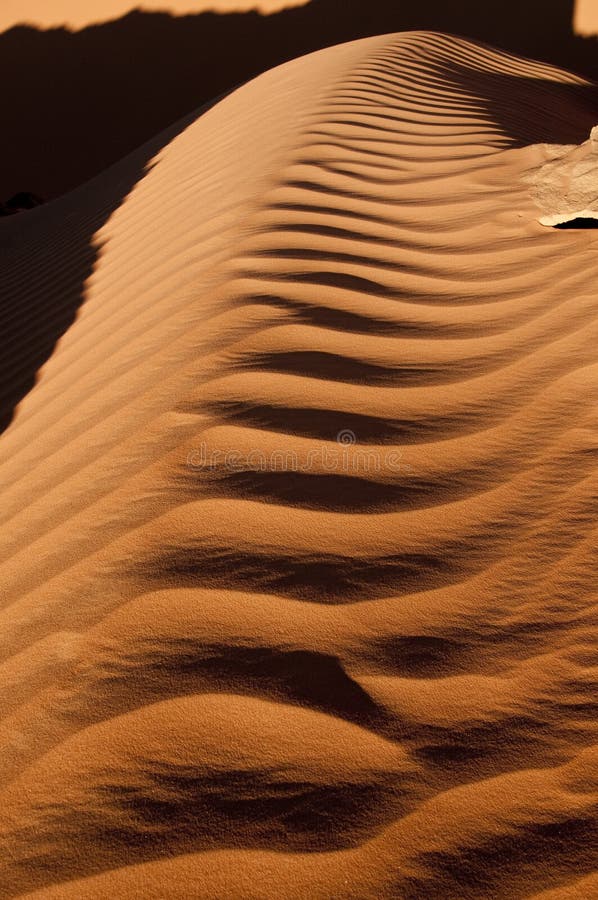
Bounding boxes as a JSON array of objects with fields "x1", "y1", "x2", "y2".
[{"x1": 0, "y1": 31, "x2": 596, "y2": 899}]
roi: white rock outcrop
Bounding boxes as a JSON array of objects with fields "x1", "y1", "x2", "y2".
[{"x1": 533, "y1": 125, "x2": 598, "y2": 226}]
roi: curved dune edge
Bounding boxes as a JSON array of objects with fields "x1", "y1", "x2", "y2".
[{"x1": 0, "y1": 30, "x2": 597, "y2": 899}]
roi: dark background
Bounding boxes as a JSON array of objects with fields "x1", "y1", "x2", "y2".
[{"x1": 1, "y1": 0, "x2": 596, "y2": 200}]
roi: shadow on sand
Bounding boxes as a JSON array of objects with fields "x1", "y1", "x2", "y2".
[
  {"x1": 0, "y1": 110, "x2": 201, "y2": 435},
  {"x1": 1, "y1": 0, "x2": 597, "y2": 436},
  {"x1": 1, "y1": 0, "x2": 597, "y2": 200}
]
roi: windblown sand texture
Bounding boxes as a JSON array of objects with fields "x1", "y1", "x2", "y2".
[{"x1": 0, "y1": 31, "x2": 597, "y2": 899}]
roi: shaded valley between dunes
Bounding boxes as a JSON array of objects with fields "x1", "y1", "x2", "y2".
[{"x1": 0, "y1": 30, "x2": 597, "y2": 899}]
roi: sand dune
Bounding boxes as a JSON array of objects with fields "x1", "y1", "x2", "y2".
[
  {"x1": 0, "y1": 0, "x2": 306, "y2": 31},
  {"x1": 0, "y1": 31, "x2": 596, "y2": 898},
  {"x1": 3, "y1": 1, "x2": 598, "y2": 204},
  {"x1": 575, "y1": 0, "x2": 598, "y2": 36}
]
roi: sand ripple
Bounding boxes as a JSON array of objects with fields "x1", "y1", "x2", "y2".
[{"x1": 0, "y1": 31, "x2": 596, "y2": 899}]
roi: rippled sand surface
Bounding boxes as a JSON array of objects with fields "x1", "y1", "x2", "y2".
[{"x1": 0, "y1": 31, "x2": 596, "y2": 899}]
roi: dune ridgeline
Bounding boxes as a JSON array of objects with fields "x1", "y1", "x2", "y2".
[{"x1": 0, "y1": 31, "x2": 596, "y2": 899}]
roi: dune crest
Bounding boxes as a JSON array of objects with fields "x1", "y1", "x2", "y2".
[{"x1": 0, "y1": 31, "x2": 597, "y2": 898}]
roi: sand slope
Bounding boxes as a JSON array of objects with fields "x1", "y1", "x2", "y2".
[{"x1": 0, "y1": 31, "x2": 597, "y2": 898}]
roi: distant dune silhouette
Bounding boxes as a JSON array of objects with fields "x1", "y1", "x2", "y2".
[{"x1": 1, "y1": 0, "x2": 598, "y2": 200}]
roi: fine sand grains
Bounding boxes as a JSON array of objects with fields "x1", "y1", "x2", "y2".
[{"x1": 0, "y1": 31, "x2": 596, "y2": 899}]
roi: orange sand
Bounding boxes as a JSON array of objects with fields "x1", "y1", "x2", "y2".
[
  {"x1": 574, "y1": 0, "x2": 598, "y2": 36},
  {"x1": 0, "y1": 0, "x2": 307, "y2": 32},
  {"x1": 0, "y1": 31, "x2": 596, "y2": 899}
]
